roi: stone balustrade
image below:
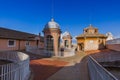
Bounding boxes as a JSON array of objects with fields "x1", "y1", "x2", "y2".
[
  {"x1": 106, "y1": 38, "x2": 120, "y2": 51},
  {"x1": 0, "y1": 51, "x2": 30, "y2": 80}
]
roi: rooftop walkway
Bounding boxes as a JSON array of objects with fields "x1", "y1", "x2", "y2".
[
  {"x1": 25, "y1": 49, "x2": 119, "y2": 80},
  {"x1": 26, "y1": 51, "x2": 90, "y2": 80}
]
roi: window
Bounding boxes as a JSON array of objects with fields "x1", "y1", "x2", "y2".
[
  {"x1": 25, "y1": 41, "x2": 30, "y2": 46},
  {"x1": 85, "y1": 30, "x2": 87, "y2": 33},
  {"x1": 8, "y1": 40, "x2": 16, "y2": 47},
  {"x1": 65, "y1": 40, "x2": 69, "y2": 47},
  {"x1": 99, "y1": 39, "x2": 101, "y2": 43},
  {"x1": 46, "y1": 35, "x2": 54, "y2": 51},
  {"x1": 95, "y1": 30, "x2": 97, "y2": 33}
]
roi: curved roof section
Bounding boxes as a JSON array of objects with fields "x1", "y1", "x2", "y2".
[
  {"x1": 44, "y1": 18, "x2": 60, "y2": 29},
  {"x1": 62, "y1": 31, "x2": 71, "y2": 37},
  {"x1": 61, "y1": 31, "x2": 72, "y2": 39}
]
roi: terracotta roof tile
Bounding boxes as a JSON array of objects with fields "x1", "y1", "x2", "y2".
[{"x1": 76, "y1": 34, "x2": 107, "y2": 38}]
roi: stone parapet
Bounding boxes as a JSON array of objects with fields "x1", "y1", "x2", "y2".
[{"x1": 106, "y1": 44, "x2": 120, "y2": 51}]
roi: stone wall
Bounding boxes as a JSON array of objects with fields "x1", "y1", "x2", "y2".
[
  {"x1": 106, "y1": 38, "x2": 120, "y2": 51},
  {"x1": 106, "y1": 44, "x2": 120, "y2": 51},
  {"x1": 84, "y1": 39, "x2": 99, "y2": 51}
]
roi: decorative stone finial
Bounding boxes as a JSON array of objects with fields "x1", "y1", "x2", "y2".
[
  {"x1": 90, "y1": 24, "x2": 92, "y2": 27},
  {"x1": 51, "y1": 18, "x2": 54, "y2": 22}
]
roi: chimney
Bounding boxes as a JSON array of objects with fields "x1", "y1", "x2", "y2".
[{"x1": 39, "y1": 33, "x2": 41, "y2": 36}]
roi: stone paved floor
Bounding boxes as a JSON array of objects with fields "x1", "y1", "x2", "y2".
[{"x1": 47, "y1": 54, "x2": 90, "y2": 80}]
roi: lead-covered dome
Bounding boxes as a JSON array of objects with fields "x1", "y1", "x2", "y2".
[
  {"x1": 62, "y1": 31, "x2": 71, "y2": 37},
  {"x1": 61, "y1": 31, "x2": 72, "y2": 39},
  {"x1": 44, "y1": 18, "x2": 60, "y2": 29}
]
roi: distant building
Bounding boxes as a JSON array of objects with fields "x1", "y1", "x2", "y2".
[
  {"x1": 106, "y1": 32, "x2": 114, "y2": 40},
  {"x1": 0, "y1": 27, "x2": 44, "y2": 51},
  {"x1": 0, "y1": 19, "x2": 62, "y2": 57},
  {"x1": 61, "y1": 31, "x2": 72, "y2": 49},
  {"x1": 76, "y1": 24, "x2": 107, "y2": 51}
]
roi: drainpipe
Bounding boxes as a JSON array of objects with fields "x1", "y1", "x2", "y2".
[{"x1": 18, "y1": 40, "x2": 20, "y2": 50}]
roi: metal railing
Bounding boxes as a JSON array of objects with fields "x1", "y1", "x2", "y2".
[
  {"x1": 26, "y1": 46, "x2": 46, "y2": 56},
  {"x1": 0, "y1": 51, "x2": 30, "y2": 80},
  {"x1": 88, "y1": 56, "x2": 118, "y2": 80},
  {"x1": 26, "y1": 46, "x2": 75, "y2": 57}
]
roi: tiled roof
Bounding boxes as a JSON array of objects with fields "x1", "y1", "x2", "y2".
[
  {"x1": 0, "y1": 27, "x2": 37, "y2": 40},
  {"x1": 84, "y1": 24, "x2": 98, "y2": 30},
  {"x1": 77, "y1": 25, "x2": 107, "y2": 39},
  {"x1": 76, "y1": 34, "x2": 107, "y2": 38}
]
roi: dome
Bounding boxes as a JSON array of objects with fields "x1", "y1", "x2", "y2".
[
  {"x1": 61, "y1": 31, "x2": 72, "y2": 39},
  {"x1": 44, "y1": 18, "x2": 60, "y2": 29},
  {"x1": 106, "y1": 32, "x2": 113, "y2": 36},
  {"x1": 62, "y1": 31, "x2": 71, "y2": 37}
]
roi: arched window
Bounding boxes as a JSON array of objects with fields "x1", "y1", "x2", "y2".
[
  {"x1": 58, "y1": 37, "x2": 60, "y2": 49},
  {"x1": 65, "y1": 40, "x2": 68, "y2": 47},
  {"x1": 46, "y1": 35, "x2": 54, "y2": 51}
]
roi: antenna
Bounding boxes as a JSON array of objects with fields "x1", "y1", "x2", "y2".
[
  {"x1": 89, "y1": 13, "x2": 92, "y2": 24},
  {"x1": 51, "y1": 0, "x2": 54, "y2": 19},
  {"x1": 89, "y1": 9, "x2": 92, "y2": 25}
]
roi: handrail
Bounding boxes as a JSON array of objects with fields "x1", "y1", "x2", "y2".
[
  {"x1": 88, "y1": 56, "x2": 118, "y2": 80},
  {"x1": 26, "y1": 45, "x2": 75, "y2": 57},
  {"x1": 0, "y1": 51, "x2": 30, "y2": 80}
]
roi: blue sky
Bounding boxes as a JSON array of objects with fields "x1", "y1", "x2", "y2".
[{"x1": 0, "y1": 0, "x2": 120, "y2": 38}]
